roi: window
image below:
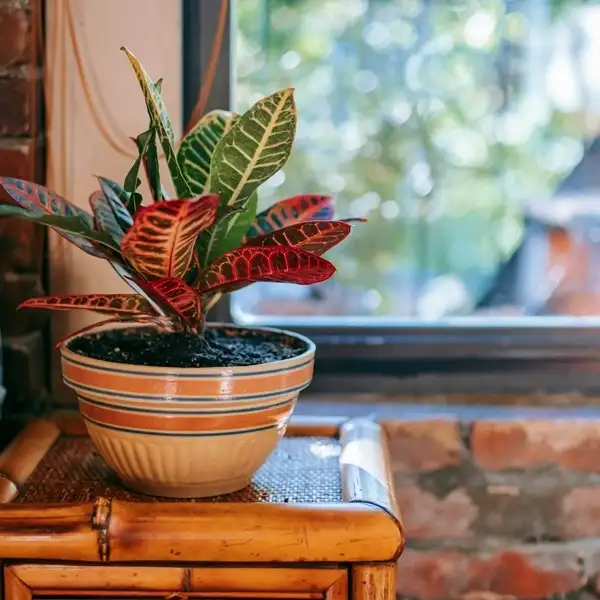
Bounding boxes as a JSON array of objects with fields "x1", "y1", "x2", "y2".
[{"x1": 184, "y1": 0, "x2": 600, "y2": 393}]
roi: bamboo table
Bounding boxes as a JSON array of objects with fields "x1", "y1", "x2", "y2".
[{"x1": 0, "y1": 414, "x2": 404, "y2": 600}]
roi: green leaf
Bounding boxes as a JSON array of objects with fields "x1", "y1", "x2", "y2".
[
  {"x1": 177, "y1": 110, "x2": 236, "y2": 195},
  {"x1": 209, "y1": 88, "x2": 296, "y2": 207},
  {"x1": 97, "y1": 177, "x2": 134, "y2": 229},
  {"x1": 130, "y1": 192, "x2": 143, "y2": 211},
  {"x1": 89, "y1": 190, "x2": 126, "y2": 245},
  {"x1": 0, "y1": 205, "x2": 119, "y2": 251},
  {"x1": 121, "y1": 46, "x2": 192, "y2": 199},
  {"x1": 124, "y1": 128, "x2": 153, "y2": 209},
  {"x1": 212, "y1": 191, "x2": 258, "y2": 259},
  {"x1": 141, "y1": 129, "x2": 164, "y2": 201},
  {"x1": 195, "y1": 203, "x2": 247, "y2": 268}
]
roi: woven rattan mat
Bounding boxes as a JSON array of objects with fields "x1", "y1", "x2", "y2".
[{"x1": 15, "y1": 435, "x2": 343, "y2": 504}]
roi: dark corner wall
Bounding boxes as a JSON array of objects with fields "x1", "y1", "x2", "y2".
[{"x1": 0, "y1": 0, "x2": 48, "y2": 420}]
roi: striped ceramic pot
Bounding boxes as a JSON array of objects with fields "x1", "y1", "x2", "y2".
[{"x1": 60, "y1": 324, "x2": 315, "y2": 498}]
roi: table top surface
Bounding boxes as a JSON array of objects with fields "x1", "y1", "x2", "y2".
[
  {"x1": 14, "y1": 433, "x2": 344, "y2": 505},
  {"x1": 0, "y1": 413, "x2": 404, "y2": 564}
]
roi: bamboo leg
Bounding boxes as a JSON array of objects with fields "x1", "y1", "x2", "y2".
[
  {"x1": 351, "y1": 564, "x2": 395, "y2": 600},
  {"x1": 4, "y1": 567, "x2": 32, "y2": 600},
  {"x1": 325, "y1": 572, "x2": 348, "y2": 600}
]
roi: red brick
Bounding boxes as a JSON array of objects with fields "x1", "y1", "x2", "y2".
[
  {"x1": 385, "y1": 419, "x2": 463, "y2": 472},
  {"x1": 395, "y1": 485, "x2": 476, "y2": 539},
  {"x1": 457, "y1": 594, "x2": 517, "y2": 600},
  {"x1": 397, "y1": 550, "x2": 470, "y2": 600},
  {"x1": 0, "y1": 9, "x2": 29, "y2": 69},
  {"x1": 397, "y1": 547, "x2": 582, "y2": 600},
  {"x1": 0, "y1": 218, "x2": 44, "y2": 272},
  {"x1": 0, "y1": 1, "x2": 31, "y2": 8},
  {"x1": 0, "y1": 138, "x2": 30, "y2": 172},
  {"x1": 0, "y1": 76, "x2": 29, "y2": 135},
  {"x1": 472, "y1": 484, "x2": 561, "y2": 540},
  {"x1": 0, "y1": 142, "x2": 42, "y2": 272},
  {"x1": 559, "y1": 487, "x2": 600, "y2": 538},
  {"x1": 0, "y1": 139, "x2": 31, "y2": 195},
  {"x1": 469, "y1": 549, "x2": 582, "y2": 598},
  {"x1": 2, "y1": 330, "x2": 47, "y2": 413},
  {"x1": 472, "y1": 420, "x2": 600, "y2": 471},
  {"x1": 0, "y1": 272, "x2": 46, "y2": 335}
]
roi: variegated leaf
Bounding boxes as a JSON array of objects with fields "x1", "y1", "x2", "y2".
[
  {"x1": 121, "y1": 47, "x2": 192, "y2": 198},
  {"x1": 121, "y1": 195, "x2": 220, "y2": 280},
  {"x1": 0, "y1": 205, "x2": 119, "y2": 254},
  {"x1": 245, "y1": 194, "x2": 333, "y2": 239},
  {"x1": 124, "y1": 129, "x2": 154, "y2": 212},
  {"x1": 244, "y1": 220, "x2": 352, "y2": 256},
  {"x1": 0, "y1": 177, "x2": 106, "y2": 257},
  {"x1": 177, "y1": 110, "x2": 237, "y2": 195},
  {"x1": 197, "y1": 246, "x2": 336, "y2": 294},
  {"x1": 97, "y1": 176, "x2": 134, "y2": 230},
  {"x1": 89, "y1": 190, "x2": 126, "y2": 245},
  {"x1": 19, "y1": 293, "x2": 154, "y2": 315},
  {"x1": 140, "y1": 128, "x2": 164, "y2": 201},
  {"x1": 109, "y1": 260, "x2": 165, "y2": 316},
  {"x1": 209, "y1": 88, "x2": 296, "y2": 207},
  {"x1": 0, "y1": 177, "x2": 94, "y2": 223},
  {"x1": 195, "y1": 191, "x2": 258, "y2": 268},
  {"x1": 124, "y1": 129, "x2": 152, "y2": 192},
  {"x1": 141, "y1": 277, "x2": 203, "y2": 330}
]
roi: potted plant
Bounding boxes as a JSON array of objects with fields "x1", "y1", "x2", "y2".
[{"x1": 0, "y1": 47, "x2": 362, "y2": 498}]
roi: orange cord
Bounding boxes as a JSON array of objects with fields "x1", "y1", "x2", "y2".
[
  {"x1": 59, "y1": 2, "x2": 68, "y2": 196},
  {"x1": 64, "y1": 0, "x2": 138, "y2": 159},
  {"x1": 39, "y1": 0, "x2": 229, "y2": 186}
]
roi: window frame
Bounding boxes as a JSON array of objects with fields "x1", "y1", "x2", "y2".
[{"x1": 181, "y1": 0, "x2": 600, "y2": 394}]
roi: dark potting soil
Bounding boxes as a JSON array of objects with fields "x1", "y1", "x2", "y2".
[{"x1": 67, "y1": 328, "x2": 306, "y2": 368}]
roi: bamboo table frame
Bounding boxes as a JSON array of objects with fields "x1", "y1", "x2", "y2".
[{"x1": 0, "y1": 414, "x2": 404, "y2": 600}]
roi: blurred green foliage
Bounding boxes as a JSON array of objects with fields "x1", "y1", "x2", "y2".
[{"x1": 235, "y1": 0, "x2": 592, "y2": 316}]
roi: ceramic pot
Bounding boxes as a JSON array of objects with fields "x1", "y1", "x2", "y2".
[{"x1": 60, "y1": 324, "x2": 315, "y2": 498}]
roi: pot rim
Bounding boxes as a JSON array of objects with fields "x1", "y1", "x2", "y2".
[{"x1": 59, "y1": 322, "x2": 316, "y2": 376}]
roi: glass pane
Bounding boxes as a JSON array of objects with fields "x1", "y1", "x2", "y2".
[{"x1": 232, "y1": 0, "x2": 600, "y2": 321}]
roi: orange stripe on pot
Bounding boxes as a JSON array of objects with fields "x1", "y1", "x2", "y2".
[
  {"x1": 62, "y1": 360, "x2": 314, "y2": 398},
  {"x1": 77, "y1": 397, "x2": 293, "y2": 433},
  {"x1": 64, "y1": 381, "x2": 300, "y2": 411}
]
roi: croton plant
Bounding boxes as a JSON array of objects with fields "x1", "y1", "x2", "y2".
[{"x1": 0, "y1": 47, "x2": 362, "y2": 339}]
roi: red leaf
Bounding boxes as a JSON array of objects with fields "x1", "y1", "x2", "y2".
[
  {"x1": 19, "y1": 294, "x2": 155, "y2": 315},
  {"x1": 140, "y1": 277, "x2": 203, "y2": 330},
  {"x1": 245, "y1": 194, "x2": 333, "y2": 239},
  {"x1": 197, "y1": 246, "x2": 336, "y2": 294},
  {"x1": 0, "y1": 177, "x2": 105, "y2": 258},
  {"x1": 244, "y1": 220, "x2": 352, "y2": 256},
  {"x1": 121, "y1": 195, "x2": 219, "y2": 280}
]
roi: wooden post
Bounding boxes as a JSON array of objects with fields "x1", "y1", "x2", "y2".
[
  {"x1": 351, "y1": 564, "x2": 396, "y2": 600},
  {"x1": 5, "y1": 567, "x2": 32, "y2": 600}
]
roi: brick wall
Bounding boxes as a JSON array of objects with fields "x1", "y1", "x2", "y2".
[
  {"x1": 297, "y1": 400, "x2": 600, "y2": 600},
  {"x1": 390, "y1": 414, "x2": 600, "y2": 600},
  {"x1": 0, "y1": 0, "x2": 47, "y2": 418}
]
